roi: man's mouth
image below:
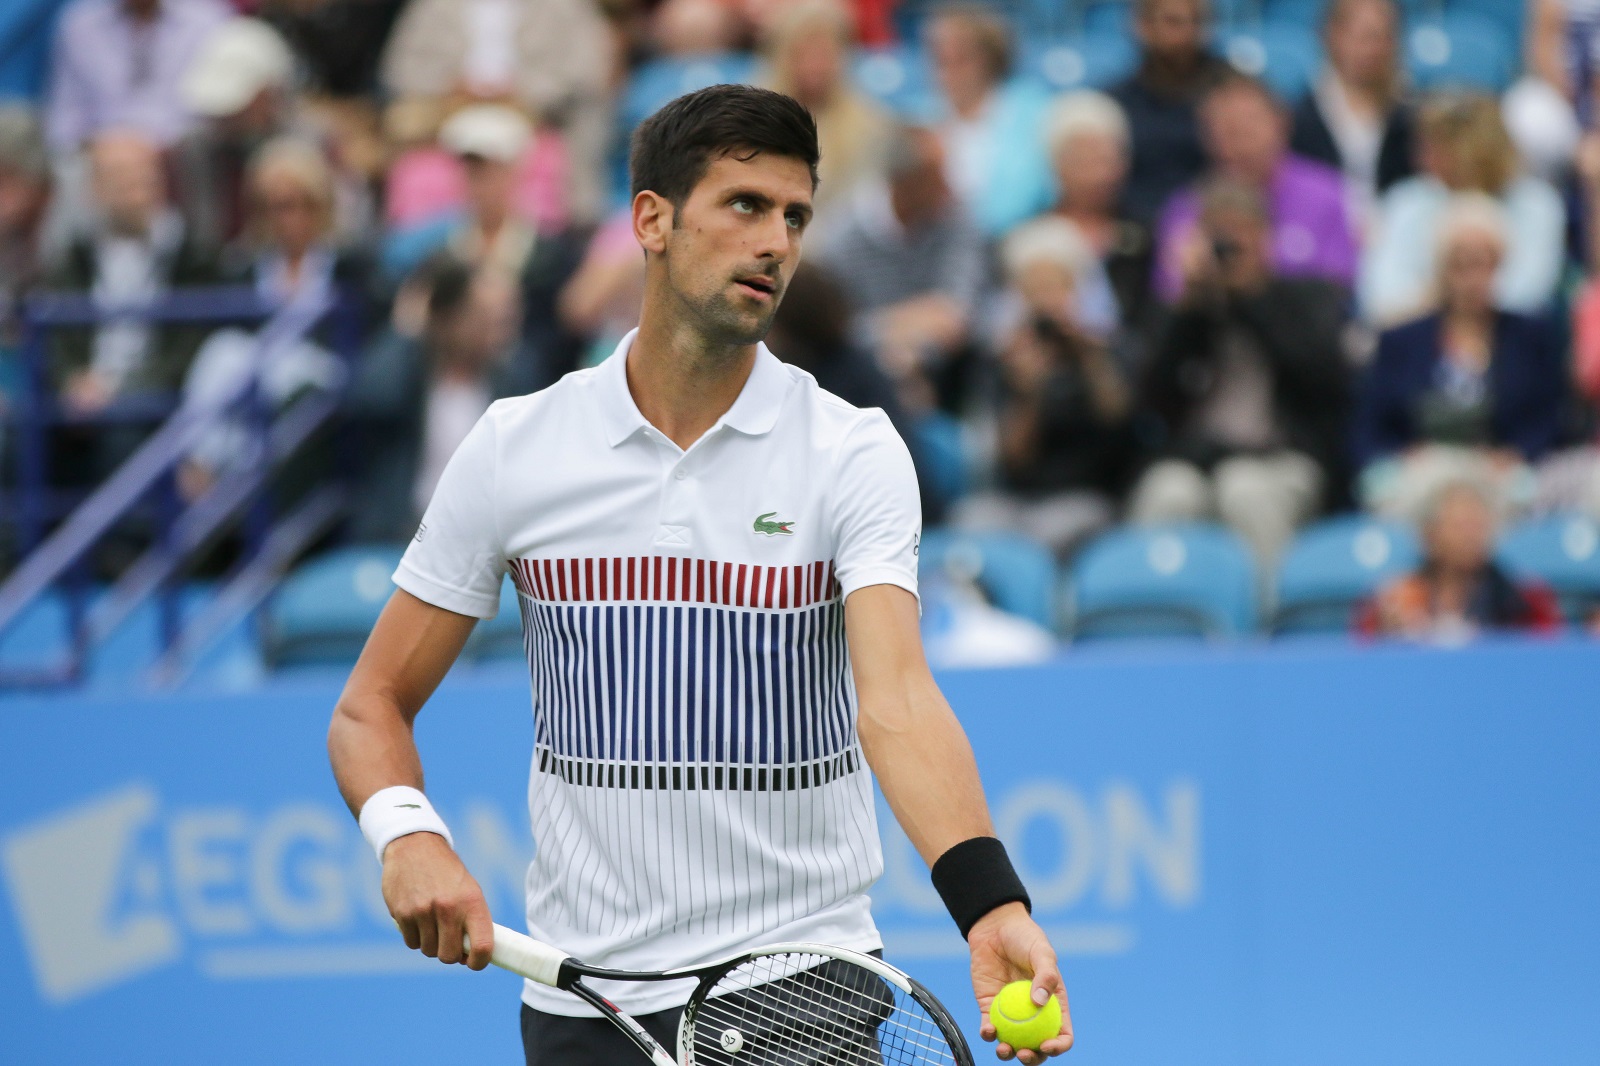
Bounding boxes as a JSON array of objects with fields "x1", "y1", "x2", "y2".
[{"x1": 735, "y1": 275, "x2": 777, "y2": 299}]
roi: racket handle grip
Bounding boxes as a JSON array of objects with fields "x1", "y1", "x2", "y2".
[{"x1": 472, "y1": 922, "x2": 570, "y2": 987}]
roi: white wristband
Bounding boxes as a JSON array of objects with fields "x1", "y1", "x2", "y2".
[{"x1": 358, "y1": 785, "x2": 454, "y2": 862}]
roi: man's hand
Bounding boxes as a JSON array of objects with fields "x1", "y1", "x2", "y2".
[
  {"x1": 969, "y1": 902, "x2": 1073, "y2": 1063},
  {"x1": 383, "y1": 832, "x2": 495, "y2": 970}
]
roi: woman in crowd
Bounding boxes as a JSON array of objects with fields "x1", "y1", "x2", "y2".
[
  {"x1": 1357, "y1": 479, "x2": 1561, "y2": 640},
  {"x1": 955, "y1": 216, "x2": 1134, "y2": 559},
  {"x1": 923, "y1": 3, "x2": 1053, "y2": 237},
  {"x1": 1290, "y1": 0, "x2": 1414, "y2": 227},
  {"x1": 1359, "y1": 92, "x2": 1565, "y2": 325},
  {"x1": 1040, "y1": 89, "x2": 1153, "y2": 336},
  {"x1": 761, "y1": 0, "x2": 891, "y2": 217},
  {"x1": 1353, "y1": 195, "x2": 1567, "y2": 522}
]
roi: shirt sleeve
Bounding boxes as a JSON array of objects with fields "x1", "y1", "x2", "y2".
[
  {"x1": 830, "y1": 410, "x2": 922, "y2": 603},
  {"x1": 393, "y1": 407, "x2": 506, "y2": 618}
]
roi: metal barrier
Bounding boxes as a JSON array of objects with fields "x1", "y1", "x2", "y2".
[{"x1": 0, "y1": 284, "x2": 359, "y2": 688}]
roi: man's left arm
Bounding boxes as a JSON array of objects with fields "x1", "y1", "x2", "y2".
[{"x1": 848, "y1": 583, "x2": 1074, "y2": 1064}]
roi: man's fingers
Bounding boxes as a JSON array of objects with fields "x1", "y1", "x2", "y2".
[
  {"x1": 463, "y1": 900, "x2": 495, "y2": 971},
  {"x1": 396, "y1": 915, "x2": 421, "y2": 951},
  {"x1": 436, "y1": 905, "x2": 465, "y2": 965},
  {"x1": 993, "y1": 1041, "x2": 1016, "y2": 1062},
  {"x1": 416, "y1": 914, "x2": 440, "y2": 958}
]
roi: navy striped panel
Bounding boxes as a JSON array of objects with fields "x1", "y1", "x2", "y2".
[{"x1": 516, "y1": 596, "x2": 855, "y2": 782}]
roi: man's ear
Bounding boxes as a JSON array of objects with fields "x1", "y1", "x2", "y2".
[{"x1": 633, "y1": 190, "x2": 672, "y2": 256}]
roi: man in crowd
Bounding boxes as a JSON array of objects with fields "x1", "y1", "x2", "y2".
[
  {"x1": 1108, "y1": 0, "x2": 1231, "y2": 224},
  {"x1": 45, "y1": 0, "x2": 230, "y2": 153},
  {"x1": 808, "y1": 124, "x2": 987, "y2": 411},
  {"x1": 1130, "y1": 179, "x2": 1352, "y2": 563},
  {"x1": 345, "y1": 261, "x2": 535, "y2": 544},
  {"x1": 1155, "y1": 72, "x2": 1357, "y2": 302}
]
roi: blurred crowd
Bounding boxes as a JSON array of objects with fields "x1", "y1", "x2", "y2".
[{"x1": 1, "y1": 0, "x2": 1598, "y2": 641}]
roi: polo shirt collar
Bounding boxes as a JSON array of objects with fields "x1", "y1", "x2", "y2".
[{"x1": 596, "y1": 327, "x2": 792, "y2": 448}]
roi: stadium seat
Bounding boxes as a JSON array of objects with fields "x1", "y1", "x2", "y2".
[
  {"x1": 1497, "y1": 514, "x2": 1600, "y2": 623},
  {"x1": 619, "y1": 53, "x2": 758, "y2": 132},
  {"x1": 1022, "y1": 33, "x2": 1138, "y2": 93},
  {"x1": 914, "y1": 412, "x2": 969, "y2": 503},
  {"x1": 265, "y1": 546, "x2": 405, "y2": 667},
  {"x1": 1443, "y1": 0, "x2": 1525, "y2": 49},
  {"x1": 1080, "y1": 0, "x2": 1132, "y2": 36},
  {"x1": 854, "y1": 44, "x2": 939, "y2": 119},
  {"x1": 1407, "y1": 14, "x2": 1515, "y2": 92},
  {"x1": 1223, "y1": 26, "x2": 1322, "y2": 101},
  {"x1": 918, "y1": 529, "x2": 1058, "y2": 630},
  {"x1": 1271, "y1": 516, "x2": 1420, "y2": 634},
  {"x1": 1067, "y1": 524, "x2": 1258, "y2": 639},
  {"x1": 465, "y1": 578, "x2": 527, "y2": 661}
]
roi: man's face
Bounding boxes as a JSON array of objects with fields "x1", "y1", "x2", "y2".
[
  {"x1": 1441, "y1": 229, "x2": 1502, "y2": 315},
  {"x1": 655, "y1": 151, "x2": 814, "y2": 348},
  {"x1": 1203, "y1": 88, "x2": 1286, "y2": 184},
  {"x1": 1326, "y1": 0, "x2": 1396, "y2": 89},
  {"x1": 1426, "y1": 488, "x2": 1494, "y2": 573},
  {"x1": 1136, "y1": 0, "x2": 1207, "y2": 62},
  {"x1": 90, "y1": 134, "x2": 165, "y2": 236},
  {"x1": 927, "y1": 18, "x2": 995, "y2": 109},
  {"x1": 1054, "y1": 131, "x2": 1127, "y2": 213},
  {"x1": 462, "y1": 156, "x2": 517, "y2": 224},
  {"x1": 889, "y1": 130, "x2": 951, "y2": 228}
]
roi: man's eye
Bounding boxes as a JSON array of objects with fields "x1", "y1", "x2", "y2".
[
  {"x1": 785, "y1": 212, "x2": 803, "y2": 229},
  {"x1": 732, "y1": 199, "x2": 754, "y2": 214}
]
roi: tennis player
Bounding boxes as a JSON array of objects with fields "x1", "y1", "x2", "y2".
[{"x1": 329, "y1": 84, "x2": 1072, "y2": 1064}]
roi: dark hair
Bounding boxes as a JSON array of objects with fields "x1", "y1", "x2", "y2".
[
  {"x1": 424, "y1": 258, "x2": 476, "y2": 322},
  {"x1": 629, "y1": 84, "x2": 820, "y2": 208}
]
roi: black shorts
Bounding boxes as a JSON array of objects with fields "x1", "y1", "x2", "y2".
[{"x1": 520, "y1": 1002, "x2": 681, "y2": 1064}]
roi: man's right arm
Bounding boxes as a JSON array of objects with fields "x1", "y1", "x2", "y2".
[{"x1": 328, "y1": 587, "x2": 494, "y2": 969}]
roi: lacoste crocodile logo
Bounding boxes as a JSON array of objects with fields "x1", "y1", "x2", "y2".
[{"x1": 753, "y1": 512, "x2": 795, "y2": 537}]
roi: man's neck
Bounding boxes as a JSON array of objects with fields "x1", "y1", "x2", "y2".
[{"x1": 629, "y1": 291, "x2": 757, "y2": 451}]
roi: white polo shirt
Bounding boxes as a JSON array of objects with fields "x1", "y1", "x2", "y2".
[{"x1": 394, "y1": 329, "x2": 922, "y2": 1016}]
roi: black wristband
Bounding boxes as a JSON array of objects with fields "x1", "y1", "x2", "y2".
[{"x1": 930, "y1": 836, "x2": 1031, "y2": 940}]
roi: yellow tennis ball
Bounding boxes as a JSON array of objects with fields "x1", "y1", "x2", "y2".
[{"x1": 989, "y1": 980, "x2": 1061, "y2": 1052}]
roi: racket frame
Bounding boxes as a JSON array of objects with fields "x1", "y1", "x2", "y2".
[{"x1": 476, "y1": 923, "x2": 974, "y2": 1066}]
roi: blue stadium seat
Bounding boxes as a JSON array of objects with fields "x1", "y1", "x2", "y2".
[
  {"x1": 1408, "y1": 14, "x2": 1515, "y2": 92},
  {"x1": 265, "y1": 546, "x2": 405, "y2": 667},
  {"x1": 1022, "y1": 33, "x2": 1138, "y2": 93},
  {"x1": 1081, "y1": 0, "x2": 1132, "y2": 36},
  {"x1": 466, "y1": 578, "x2": 527, "y2": 662},
  {"x1": 1443, "y1": 0, "x2": 1525, "y2": 49},
  {"x1": 1272, "y1": 516, "x2": 1420, "y2": 634},
  {"x1": 855, "y1": 44, "x2": 939, "y2": 119},
  {"x1": 1497, "y1": 514, "x2": 1600, "y2": 623},
  {"x1": 1067, "y1": 524, "x2": 1258, "y2": 639},
  {"x1": 1223, "y1": 25, "x2": 1322, "y2": 101},
  {"x1": 619, "y1": 53, "x2": 758, "y2": 132},
  {"x1": 919, "y1": 529, "x2": 1058, "y2": 630},
  {"x1": 914, "y1": 412, "x2": 969, "y2": 503}
]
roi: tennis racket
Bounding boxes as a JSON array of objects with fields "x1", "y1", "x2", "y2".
[{"x1": 472, "y1": 921, "x2": 975, "y2": 1066}]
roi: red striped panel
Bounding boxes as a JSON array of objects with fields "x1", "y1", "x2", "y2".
[{"x1": 505, "y1": 555, "x2": 843, "y2": 607}]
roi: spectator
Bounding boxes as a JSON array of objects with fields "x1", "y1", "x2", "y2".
[
  {"x1": 1130, "y1": 179, "x2": 1352, "y2": 563},
  {"x1": 1108, "y1": 0, "x2": 1230, "y2": 225},
  {"x1": 0, "y1": 108, "x2": 51, "y2": 478},
  {"x1": 1289, "y1": 0, "x2": 1414, "y2": 227},
  {"x1": 956, "y1": 217, "x2": 1133, "y2": 559},
  {"x1": 808, "y1": 124, "x2": 987, "y2": 412},
  {"x1": 923, "y1": 3, "x2": 1053, "y2": 237},
  {"x1": 345, "y1": 261, "x2": 535, "y2": 543},
  {"x1": 1353, "y1": 194, "x2": 1566, "y2": 523},
  {"x1": 177, "y1": 136, "x2": 363, "y2": 503},
  {"x1": 1041, "y1": 89, "x2": 1154, "y2": 336},
  {"x1": 386, "y1": 103, "x2": 584, "y2": 385},
  {"x1": 652, "y1": 0, "x2": 743, "y2": 54},
  {"x1": 1155, "y1": 73, "x2": 1357, "y2": 303},
  {"x1": 221, "y1": 137, "x2": 374, "y2": 310},
  {"x1": 0, "y1": 108, "x2": 50, "y2": 337},
  {"x1": 557, "y1": 209, "x2": 645, "y2": 365},
  {"x1": 765, "y1": 262, "x2": 948, "y2": 524},
  {"x1": 258, "y1": 0, "x2": 407, "y2": 99},
  {"x1": 1360, "y1": 93, "x2": 1566, "y2": 325},
  {"x1": 45, "y1": 0, "x2": 230, "y2": 153},
  {"x1": 761, "y1": 0, "x2": 891, "y2": 217},
  {"x1": 47, "y1": 130, "x2": 217, "y2": 417},
  {"x1": 379, "y1": 0, "x2": 614, "y2": 226},
  {"x1": 1357, "y1": 479, "x2": 1561, "y2": 640},
  {"x1": 174, "y1": 17, "x2": 374, "y2": 256}
]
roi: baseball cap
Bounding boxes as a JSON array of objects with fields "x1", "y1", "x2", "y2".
[
  {"x1": 182, "y1": 19, "x2": 295, "y2": 119},
  {"x1": 438, "y1": 105, "x2": 532, "y2": 163}
]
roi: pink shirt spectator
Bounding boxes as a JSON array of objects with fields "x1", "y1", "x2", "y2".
[{"x1": 384, "y1": 131, "x2": 571, "y2": 233}]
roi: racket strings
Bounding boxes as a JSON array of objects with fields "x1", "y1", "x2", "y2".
[{"x1": 684, "y1": 952, "x2": 960, "y2": 1065}]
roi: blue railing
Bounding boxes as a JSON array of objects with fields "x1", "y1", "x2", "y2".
[{"x1": 0, "y1": 284, "x2": 360, "y2": 688}]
